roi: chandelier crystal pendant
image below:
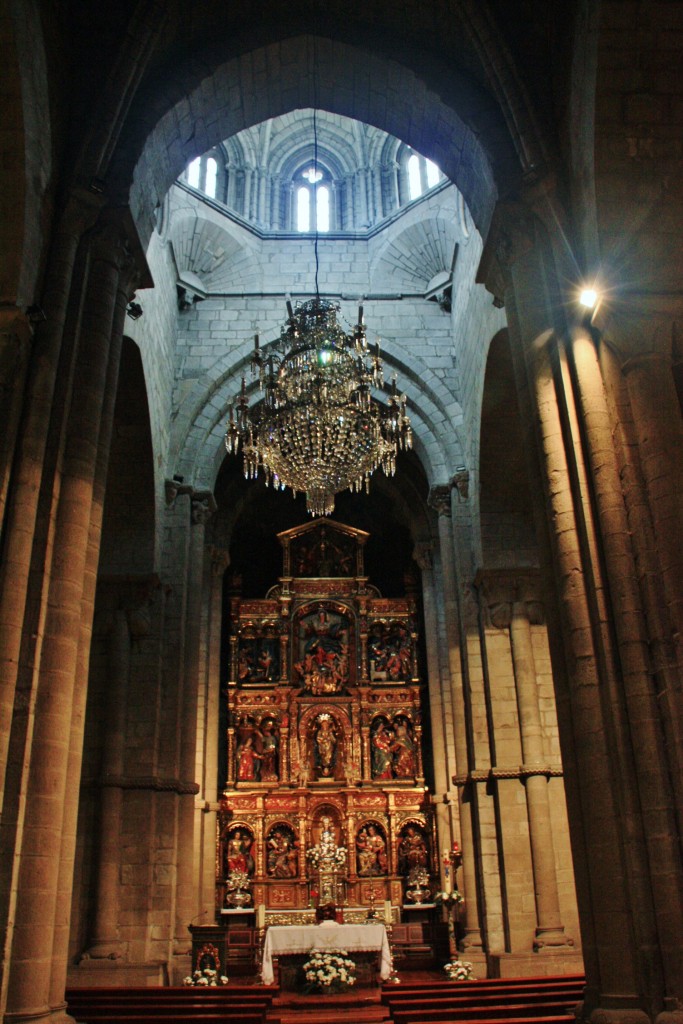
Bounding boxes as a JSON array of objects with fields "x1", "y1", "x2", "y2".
[{"x1": 225, "y1": 297, "x2": 412, "y2": 517}]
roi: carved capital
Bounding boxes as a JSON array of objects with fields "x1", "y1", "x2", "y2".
[
  {"x1": 210, "y1": 546, "x2": 230, "y2": 576},
  {"x1": 450, "y1": 470, "x2": 470, "y2": 501},
  {"x1": 477, "y1": 199, "x2": 538, "y2": 304},
  {"x1": 428, "y1": 484, "x2": 452, "y2": 518},
  {"x1": 412, "y1": 541, "x2": 434, "y2": 571},
  {"x1": 475, "y1": 569, "x2": 545, "y2": 625},
  {"x1": 191, "y1": 490, "x2": 217, "y2": 525}
]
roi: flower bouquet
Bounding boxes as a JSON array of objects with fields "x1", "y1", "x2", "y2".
[
  {"x1": 301, "y1": 948, "x2": 356, "y2": 993},
  {"x1": 443, "y1": 958, "x2": 474, "y2": 981},
  {"x1": 434, "y1": 889, "x2": 465, "y2": 909},
  {"x1": 183, "y1": 968, "x2": 229, "y2": 986}
]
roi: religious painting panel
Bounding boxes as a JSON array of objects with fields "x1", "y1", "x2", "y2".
[
  {"x1": 237, "y1": 636, "x2": 279, "y2": 685},
  {"x1": 290, "y1": 524, "x2": 356, "y2": 577},
  {"x1": 368, "y1": 620, "x2": 413, "y2": 682},
  {"x1": 293, "y1": 602, "x2": 353, "y2": 693}
]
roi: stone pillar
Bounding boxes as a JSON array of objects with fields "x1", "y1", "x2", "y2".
[
  {"x1": 487, "y1": 207, "x2": 654, "y2": 1021},
  {"x1": 172, "y1": 492, "x2": 215, "y2": 968},
  {"x1": 568, "y1": 326, "x2": 683, "y2": 993},
  {"x1": 5, "y1": 216, "x2": 132, "y2": 1023},
  {"x1": 508, "y1": 592, "x2": 570, "y2": 949},
  {"x1": 0, "y1": 191, "x2": 101, "y2": 818},
  {"x1": 84, "y1": 608, "x2": 131, "y2": 960},
  {"x1": 621, "y1": 347, "x2": 683, "y2": 675},
  {"x1": 50, "y1": 244, "x2": 137, "y2": 1016},
  {"x1": 413, "y1": 541, "x2": 453, "y2": 889},
  {"x1": 0, "y1": 309, "x2": 31, "y2": 531},
  {"x1": 429, "y1": 486, "x2": 483, "y2": 953},
  {"x1": 199, "y1": 547, "x2": 229, "y2": 913}
]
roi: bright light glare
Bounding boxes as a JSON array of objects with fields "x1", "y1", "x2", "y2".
[{"x1": 579, "y1": 288, "x2": 598, "y2": 309}]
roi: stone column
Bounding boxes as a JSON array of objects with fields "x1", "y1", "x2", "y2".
[
  {"x1": 172, "y1": 492, "x2": 215, "y2": 966},
  {"x1": 498, "y1": 227, "x2": 650, "y2": 1020},
  {"x1": 199, "y1": 547, "x2": 229, "y2": 913},
  {"x1": 50, "y1": 244, "x2": 138, "y2": 1017},
  {"x1": 508, "y1": 589, "x2": 570, "y2": 949},
  {"x1": 429, "y1": 486, "x2": 483, "y2": 953},
  {"x1": 413, "y1": 541, "x2": 453, "y2": 889},
  {"x1": 0, "y1": 191, "x2": 102, "y2": 817},
  {"x1": 0, "y1": 309, "x2": 31, "y2": 530},
  {"x1": 84, "y1": 607, "x2": 131, "y2": 960},
  {"x1": 621, "y1": 347, "x2": 683, "y2": 675},
  {"x1": 568, "y1": 326, "x2": 683, "y2": 991},
  {"x1": 5, "y1": 216, "x2": 131, "y2": 1023}
]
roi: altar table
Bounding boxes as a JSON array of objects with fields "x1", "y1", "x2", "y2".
[{"x1": 261, "y1": 922, "x2": 392, "y2": 986}]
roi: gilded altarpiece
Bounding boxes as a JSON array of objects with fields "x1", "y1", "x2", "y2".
[{"x1": 218, "y1": 520, "x2": 435, "y2": 916}]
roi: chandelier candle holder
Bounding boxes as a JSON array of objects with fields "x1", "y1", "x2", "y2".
[{"x1": 225, "y1": 297, "x2": 412, "y2": 517}]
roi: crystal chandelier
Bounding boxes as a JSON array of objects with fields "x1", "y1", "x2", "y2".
[{"x1": 224, "y1": 297, "x2": 412, "y2": 517}]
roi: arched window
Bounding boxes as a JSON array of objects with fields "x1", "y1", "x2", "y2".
[
  {"x1": 297, "y1": 185, "x2": 311, "y2": 232},
  {"x1": 184, "y1": 153, "x2": 222, "y2": 200},
  {"x1": 425, "y1": 158, "x2": 440, "y2": 189},
  {"x1": 295, "y1": 165, "x2": 332, "y2": 232},
  {"x1": 187, "y1": 157, "x2": 201, "y2": 189},
  {"x1": 205, "y1": 157, "x2": 217, "y2": 198},
  {"x1": 402, "y1": 150, "x2": 443, "y2": 205},
  {"x1": 316, "y1": 186, "x2": 330, "y2": 232},
  {"x1": 407, "y1": 154, "x2": 422, "y2": 200}
]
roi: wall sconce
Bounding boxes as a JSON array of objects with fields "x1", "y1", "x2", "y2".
[{"x1": 126, "y1": 300, "x2": 143, "y2": 320}]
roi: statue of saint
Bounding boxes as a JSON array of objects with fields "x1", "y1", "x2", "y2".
[
  {"x1": 391, "y1": 719, "x2": 417, "y2": 777},
  {"x1": 314, "y1": 716, "x2": 337, "y2": 778},
  {"x1": 236, "y1": 736, "x2": 261, "y2": 780},
  {"x1": 398, "y1": 825, "x2": 428, "y2": 875},
  {"x1": 370, "y1": 720, "x2": 394, "y2": 779},
  {"x1": 356, "y1": 824, "x2": 388, "y2": 875},
  {"x1": 259, "y1": 719, "x2": 279, "y2": 781}
]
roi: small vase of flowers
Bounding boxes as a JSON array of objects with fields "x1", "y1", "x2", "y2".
[
  {"x1": 301, "y1": 948, "x2": 357, "y2": 993},
  {"x1": 444, "y1": 958, "x2": 474, "y2": 981},
  {"x1": 183, "y1": 968, "x2": 229, "y2": 987}
]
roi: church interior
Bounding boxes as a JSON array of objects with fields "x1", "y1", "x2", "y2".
[{"x1": 1, "y1": 2, "x2": 682, "y2": 1023}]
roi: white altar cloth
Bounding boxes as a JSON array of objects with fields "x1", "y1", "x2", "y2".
[{"x1": 261, "y1": 922, "x2": 391, "y2": 985}]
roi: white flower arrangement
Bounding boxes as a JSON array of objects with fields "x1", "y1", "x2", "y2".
[
  {"x1": 301, "y1": 948, "x2": 357, "y2": 993},
  {"x1": 305, "y1": 845, "x2": 348, "y2": 869},
  {"x1": 183, "y1": 968, "x2": 230, "y2": 987},
  {"x1": 434, "y1": 889, "x2": 465, "y2": 907},
  {"x1": 443, "y1": 958, "x2": 474, "y2": 981},
  {"x1": 226, "y1": 869, "x2": 251, "y2": 891}
]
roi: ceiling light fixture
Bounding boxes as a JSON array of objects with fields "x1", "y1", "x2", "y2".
[
  {"x1": 224, "y1": 26, "x2": 412, "y2": 516},
  {"x1": 225, "y1": 299, "x2": 412, "y2": 517}
]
